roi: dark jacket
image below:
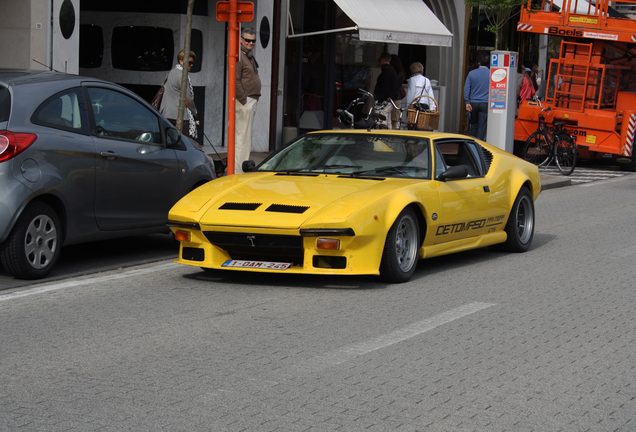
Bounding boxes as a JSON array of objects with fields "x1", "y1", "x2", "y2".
[
  {"x1": 374, "y1": 64, "x2": 398, "y2": 103},
  {"x1": 236, "y1": 46, "x2": 261, "y2": 105}
]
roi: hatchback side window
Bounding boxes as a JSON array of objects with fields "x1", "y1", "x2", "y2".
[
  {"x1": 32, "y1": 88, "x2": 89, "y2": 134},
  {"x1": 0, "y1": 86, "x2": 10, "y2": 123},
  {"x1": 87, "y1": 87, "x2": 161, "y2": 144}
]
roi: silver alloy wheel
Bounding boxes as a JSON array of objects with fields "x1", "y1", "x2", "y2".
[
  {"x1": 24, "y1": 214, "x2": 58, "y2": 270},
  {"x1": 516, "y1": 194, "x2": 534, "y2": 245},
  {"x1": 394, "y1": 213, "x2": 418, "y2": 272}
]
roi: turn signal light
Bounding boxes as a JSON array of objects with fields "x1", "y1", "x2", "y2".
[
  {"x1": 317, "y1": 238, "x2": 339, "y2": 250},
  {"x1": 174, "y1": 230, "x2": 191, "y2": 242}
]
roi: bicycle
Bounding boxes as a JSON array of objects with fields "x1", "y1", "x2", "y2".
[
  {"x1": 337, "y1": 89, "x2": 390, "y2": 130},
  {"x1": 522, "y1": 97, "x2": 578, "y2": 176}
]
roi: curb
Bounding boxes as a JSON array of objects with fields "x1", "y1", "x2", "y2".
[{"x1": 541, "y1": 176, "x2": 571, "y2": 190}]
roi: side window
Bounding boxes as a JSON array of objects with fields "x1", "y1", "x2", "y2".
[
  {"x1": 0, "y1": 86, "x2": 10, "y2": 123},
  {"x1": 32, "y1": 88, "x2": 89, "y2": 134},
  {"x1": 466, "y1": 141, "x2": 486, "y2": 175},
  {"x1": 87, "y1": 87, "x2": 161, "y2": 144},
  {"x1": 434, "y1": 147, "x2": 447, "y2": 179},
  {"x1": 435, "y1": 141, "x2": 482, "y2": 178}
]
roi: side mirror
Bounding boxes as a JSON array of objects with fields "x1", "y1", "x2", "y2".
[
  {"x1": 166, "y1": 128, "x2": 181, "y2": 146},
  {"x1": 242, "y1": 160, "x2": 256, "y2": 172},
  {"x1": 438, "y1": 165, "x2": 469, "y2": 181}
]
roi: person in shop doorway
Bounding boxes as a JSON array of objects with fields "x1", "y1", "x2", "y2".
[
  {"x1": 235, "y1": 27, "x2": 261, "y2": 174},
  {"x1": 373, "y1": 52, "x2": 398, "y2": 129},
  {"x1": 160, "y1": 49, "x2": 198, "y2": 140},
  {"x1": 463, "y1": 54, "x2": 490, "y2": 140},
  {"x1": 390, "y1": 55, "x2": 406, "y2": 129},
  {"x1": 405, "y1": 62, "x2": 436, "y2": 111}
]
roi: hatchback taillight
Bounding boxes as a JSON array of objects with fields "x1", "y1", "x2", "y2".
[{"x1": 0, "y1": 130, "x2": 37, "y2": 163}]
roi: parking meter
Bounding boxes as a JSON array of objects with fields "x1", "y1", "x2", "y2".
[{"x1": 487, "y1": 51, "x2": 518, "y2": 153}]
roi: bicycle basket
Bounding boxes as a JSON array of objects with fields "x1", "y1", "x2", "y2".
[{"x1": 407, "y1": 95, "x2": 440, "y2": 130}]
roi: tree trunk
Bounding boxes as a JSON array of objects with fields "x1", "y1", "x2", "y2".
[{"x1": 177, "y1": 0, "x2": 196, "y2": 135}]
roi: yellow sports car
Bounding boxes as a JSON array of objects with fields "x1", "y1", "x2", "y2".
[{"x1": 168, "y1": 130, "x2": 541, "y2": 283}]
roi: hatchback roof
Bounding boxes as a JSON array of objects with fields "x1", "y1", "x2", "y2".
[{"x1": 0, "y1": 69, "x2": 100, "y2": 87}]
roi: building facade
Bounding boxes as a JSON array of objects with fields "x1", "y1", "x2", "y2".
[{"x1": 1, "y1": 0, "x2": 469, "y2": 153}]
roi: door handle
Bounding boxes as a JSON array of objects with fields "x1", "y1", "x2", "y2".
[
  {"x1": 483, "y1": 186, "x2": 490, "y2": 192},
  {"x1": 100, "y1": 151, "x2": 119, "y2": 159}
]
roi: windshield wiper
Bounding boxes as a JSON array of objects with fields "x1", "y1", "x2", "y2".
[
  {"x1": 350, "y1": 166, "x2": 425, "y2": 176},
  {"x1": 310, "y1": 164, "x2": 363, "y2": 171}
]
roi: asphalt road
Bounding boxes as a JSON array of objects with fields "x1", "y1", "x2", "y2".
[
  {"x1": 0, "y1": 233, "x2": 179, "y2": 291},
  {"x1": 1, "y1": 170, "x2": 635, "y2": 431}
]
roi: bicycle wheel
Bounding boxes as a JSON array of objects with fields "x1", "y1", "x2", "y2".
[
  {"x1": 555, "y1": 133, "x2": 577, "y2": 176},
  {"x1": 523, "y1": 131, "x2": 552, "y2": 167}
]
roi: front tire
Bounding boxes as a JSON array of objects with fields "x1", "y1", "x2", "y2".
[
  {"x1": 0, "y1": 202, "x2": 62, "y2": 280},
  {"x1": 380, "y1": 208, "x2": 420, "y2": 283},
  {"x1": 501, "y1": 187, "x2": 535, "y2": 252}
]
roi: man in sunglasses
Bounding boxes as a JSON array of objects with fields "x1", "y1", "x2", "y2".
[{"x1": 235, "y1": 27, "x2": 261, "y2": 174}]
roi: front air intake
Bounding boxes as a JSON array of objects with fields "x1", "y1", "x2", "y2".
[
  {"x1": 219, "y1": 202, "x2": 262, "y2": 210},
  {"x1": 266, "y1": 204, "x2": 309, "y2": 214}
]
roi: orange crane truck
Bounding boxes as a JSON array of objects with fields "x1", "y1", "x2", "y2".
[{"x1": 515, "y1": 0, "x2": 636, "y2": 170}]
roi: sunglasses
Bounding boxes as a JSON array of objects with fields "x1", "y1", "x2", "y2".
[{"x1": 242, "y1": 37, "x2": 256, "y2": 43}]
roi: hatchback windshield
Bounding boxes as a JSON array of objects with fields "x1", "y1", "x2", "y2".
[{"x1": 258, "y1": 133, "x2": 431, "y2": 179}]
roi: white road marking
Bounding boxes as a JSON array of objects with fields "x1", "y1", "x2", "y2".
[
  {"x1": 0, "y1": 262, "x2": 179, "y2": 302},
  {"x1": 292, "y1": 302, "x2": 495, "y2": 374}
]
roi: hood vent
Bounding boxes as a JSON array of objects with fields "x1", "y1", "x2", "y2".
[
  {"x1": 266, "y1": 204, "x2": 309, "y2": 214},
  {"x1": 219, "y1": 202, "x2": 262, "y2": 211}
]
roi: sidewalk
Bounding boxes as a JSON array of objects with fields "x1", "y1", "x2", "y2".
[{"x1": 210, "y1": 152, "x2": 571, "y2": 190}]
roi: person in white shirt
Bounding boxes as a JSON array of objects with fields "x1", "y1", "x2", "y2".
[{"x1": 405, "y1": 62, "x2": 436, "y2": 111}]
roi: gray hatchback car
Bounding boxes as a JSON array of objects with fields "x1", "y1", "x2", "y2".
[{"x1": 0, "y1": 70, "x2": 215, "y2": 280}]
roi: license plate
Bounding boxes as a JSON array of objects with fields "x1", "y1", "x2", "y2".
[{"x1": 222, "y1": 260, "x2": 292, "y2": 270}]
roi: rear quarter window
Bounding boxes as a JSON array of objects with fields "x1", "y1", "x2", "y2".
[{"x1": 0, "y1": 86, "x2": 10, "y2": 123}]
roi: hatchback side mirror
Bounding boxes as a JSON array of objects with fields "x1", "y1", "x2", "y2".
[{"x1": 166, "y1": 128, "x2": 181, "y2": 146}]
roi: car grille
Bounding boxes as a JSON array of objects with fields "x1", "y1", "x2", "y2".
[{"x1": 204, "y1": 232, "x2": 304, "y2": 265}]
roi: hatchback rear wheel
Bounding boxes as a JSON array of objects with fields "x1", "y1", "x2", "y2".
[{"x1": 0, "y1": 202, "x2": 62, "y2": 280}]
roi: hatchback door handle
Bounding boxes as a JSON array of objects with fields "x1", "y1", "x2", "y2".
[{"x1": 100, "y1": 151, "x2": 119, "y2": 159}]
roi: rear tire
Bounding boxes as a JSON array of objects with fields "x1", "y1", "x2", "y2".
[
  {"x1": 555, "y1": 134, "x2": 577, "y2": 176},
  {"x1": 0, "y1": 202, "x2": 62, "y2": 280},
  {"x1": 501, "y1": 187, "x2": 535, "y2": 252},
  {"x1": 523, "y1": 131, "x2": 552, "y2": 167},
  {"x1": 380, "y1": 208, "x2": 420, "y2": 283}
]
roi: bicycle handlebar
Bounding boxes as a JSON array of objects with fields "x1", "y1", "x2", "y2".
[{"x1": 533, "y1": 96, "x2": 551, "y2": 115}]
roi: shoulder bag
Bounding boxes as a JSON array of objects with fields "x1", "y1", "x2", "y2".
[{"x1": 150, "y1": 76, "x2": 168, "y2": 110}]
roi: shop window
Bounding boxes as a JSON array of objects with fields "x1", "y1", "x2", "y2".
[
  {"x1": 79, "y1": 24, "x2": 104, "y2": 68},
  {"x1": 111, "y1": 26, "x2": 174, "y2": 71},
  {"x1": 189, "y1": 29, "x2": 203, "y2": 73}
]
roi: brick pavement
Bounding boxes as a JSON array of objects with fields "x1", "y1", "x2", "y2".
[{"x1": 1, "y1": 159, "x2": 635, "y2": 432}]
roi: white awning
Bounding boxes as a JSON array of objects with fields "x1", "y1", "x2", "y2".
[{"x1": 334, "y1": 0, "x2": 453, "y2": 47}]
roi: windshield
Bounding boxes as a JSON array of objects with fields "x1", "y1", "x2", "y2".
[{"x1": 259, "y1": 133, "x2": 431, "y2": 179}]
